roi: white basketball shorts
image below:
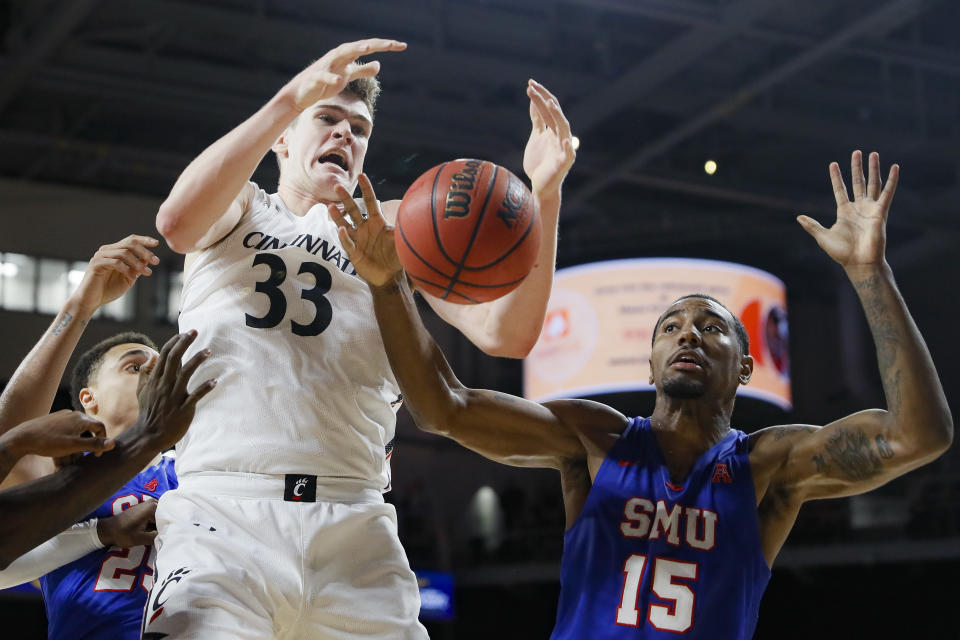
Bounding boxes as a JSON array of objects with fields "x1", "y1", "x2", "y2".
[{"x1": 143, "y1": 472, "x2": 428, "y2": 640}]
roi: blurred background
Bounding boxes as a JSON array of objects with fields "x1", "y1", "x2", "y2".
[{"x1": 0, "y1": 0, "x2": 958, "y2": 637}]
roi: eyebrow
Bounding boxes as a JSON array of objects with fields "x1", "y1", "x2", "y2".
[
  {"x1": 114, "y1": 348, "x2": 153, "y2": 365},
  {"x1": 658, "y1": 307, "x2": 729, "y2": 330},
  {"x1": 312, "y1": 103, "x2": 372, "y2": 128}
]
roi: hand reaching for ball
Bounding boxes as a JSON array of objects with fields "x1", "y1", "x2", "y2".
[{"x1": 329, "y1": 174, "x2": 403, "y2": 287}]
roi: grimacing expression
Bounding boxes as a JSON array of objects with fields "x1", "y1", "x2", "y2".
[
  {"x1": 80, "y1": 343, "x2": 158, "y2": 438},
  {"x1": 275, "y1": 91, "x2": 373, "y2": 201},
  {"x1": 649, "y1": 298, "x2": 752, "y2": 401}
]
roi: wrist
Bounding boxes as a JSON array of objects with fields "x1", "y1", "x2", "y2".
[
  {"x1": 844, "y1": 261, "x2": 891, "y2": 281},
  {"x1": 368, "y1": 272, "x2": 406, "y2": 296},
  {"x1": 0, "y1": 429, "x2": 27, "y2": 462},
  {"x1": 271, "y1": 84, "x2": 307, "y2": 116},
  {"x1": 113, "y1": 420, "x2": 164, "y2": 466},
  {"x1": 63, "y1": 294, "x2": 98, "y2": 321},
  {"x1": 94, "y1": 518, "x2": 111, "y2": 547}
]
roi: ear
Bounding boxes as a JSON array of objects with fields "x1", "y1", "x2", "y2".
[
  {"x1": 272, "y1": 129, "x2": 290, "y2": 159},
  {"x1": 738, "y1": 355, "x2": 754, "y2": 386},
  {"x1": 79, "y1": 388, "x2": 97, "y2": 414},
  {"x1": 648, "y1": 358, "x2": 654, "y2": 386}
]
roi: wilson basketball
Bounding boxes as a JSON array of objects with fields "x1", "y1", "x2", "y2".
[{"x1": 394, "y1": 159, "x2": 541, "y2": 304}]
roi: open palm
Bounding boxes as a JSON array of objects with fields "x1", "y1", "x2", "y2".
[
  {"x1": 329, "y1": 175, "x2": 402, "y2": 287},
  {"x1": 523, "y1": 80, "x2": 575, "y2": 197},
  {"x1": 798, "y1": 151, "x2": 899, "y2": 268}
]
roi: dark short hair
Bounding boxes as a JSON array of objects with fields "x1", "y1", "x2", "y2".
[
  {"x1": 652, "y1": 294, "x2": 750, "y2": 356},
  {"x1": 70, "y1": 332, "x2": 157, "y2": 412}
]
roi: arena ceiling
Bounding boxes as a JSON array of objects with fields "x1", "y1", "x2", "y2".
[{"x1": 1, "y1": 0, "x2": 958, "y2": 274}]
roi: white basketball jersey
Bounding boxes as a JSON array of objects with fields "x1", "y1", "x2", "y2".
[{"x1": 175, "y1": 183, "x2": 401, "y2": 492}]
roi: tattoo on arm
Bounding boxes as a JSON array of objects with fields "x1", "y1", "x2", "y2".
[
  {"x1": 852, "y1": 275, "x2": 901, "y2": 376},
  {"x1": 822, "y1": 428, "x2": 883, "y2": 481},
  {"x1": 875, "y1": 434, "x2": 895, "y2": 459},
  {"x1": 812, "y1": 454, "x2": 828, "y2": 472},
  {"x1": 51, "y1": 312, "x2": 74, "y2": 336}
]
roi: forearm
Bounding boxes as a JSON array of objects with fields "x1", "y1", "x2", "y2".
[
  {"x1": 370, "y1": 275, "x2": 463, "y2": 433},
  {"x1": 0, "y1": 433, "x2": 23, "y2": 485},
  {"x1": 157, "y1": 91, "x2": 300, "y2": 251},
  {"x1": 0, "y1": 300, "x2": 91, "y2": 434},
  {"x1": 0, "y1": 425, "x2": 157, "y2": 568},
  {"x1": 849, "y1": 262, "x2": 952, "y2": 450},
  {"x1": 0, "y1": 519, "x2": 102, "y2": 587},
  {"x1": 448, "y1": 191, "x2": 559, "y2": 358}
]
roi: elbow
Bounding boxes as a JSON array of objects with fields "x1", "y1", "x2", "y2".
[
  {"x1": 156, "y1": 204, "x2": 193, "y2": 254},
  {"x1": 478, "y1": 333, "x2": 540, "y2": 360}
]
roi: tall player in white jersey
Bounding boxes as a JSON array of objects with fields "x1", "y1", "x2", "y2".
[{"x1": 147, "y1": 39, "x2": 575, "y2": 638}]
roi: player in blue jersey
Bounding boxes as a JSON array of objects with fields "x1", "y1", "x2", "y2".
[
  {"x1": 340, "y1": 150, "x2": 953, "y2": 638},
  {"x1": 0, "y1": 235, "x2": 206, "y2": 639}
]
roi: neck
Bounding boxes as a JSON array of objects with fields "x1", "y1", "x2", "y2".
[
  {"x1": 649, "y1": 395, "x2": 733, "y2": 450},
  {"x1": 277, "y1": 176, "x2": 340, "y2": 216}
]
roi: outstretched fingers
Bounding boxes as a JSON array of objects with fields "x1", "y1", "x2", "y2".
[
  {"x1": 866, "y1": 151, "x2": 882, "y2": 201},
  {"x1": 796, "y1": 214, "x2": 828, "y2": 241},
  {"x1": 850, "y1": 150, "x2": 866, "y2": 201},
  {"x1": 828, "y1": 162, "x2": 850, "y2": 207},
  {"x1": 329, "y1": 39, "x2": 406, "y2": 68},
  {"x1": 357, "y1": 174, "x2": 383, "y2": 224},
  {"x1": 878, "y1": 163, "x2": 900, "y2": 215},
  {"x1": 532, "y1": 80, "x2": 572, "y2": 141}
]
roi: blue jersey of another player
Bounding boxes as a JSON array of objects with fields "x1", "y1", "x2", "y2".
[
  {"x1": 551, "y1": 417, "x2": 770, "y2": 640},
  {"x1": 40, "y1": 453, "x2": 177, "y2": 640}
]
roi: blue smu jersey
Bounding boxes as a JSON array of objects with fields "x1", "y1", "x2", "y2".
[
  {"x1": 552, "y1": 417, "x2": 770, "y2": 640},
  {"x1": 40, "y1": 454, "x2": 177, "y2": 640}
]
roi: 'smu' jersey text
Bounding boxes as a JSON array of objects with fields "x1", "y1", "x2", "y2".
[{"x1": 551, "y1": 417, "x2": 770, "y2": 639}]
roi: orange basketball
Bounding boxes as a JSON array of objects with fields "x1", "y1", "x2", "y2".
[{"x1": 394, "y1": 159, "x2": 541, "y2": 304}]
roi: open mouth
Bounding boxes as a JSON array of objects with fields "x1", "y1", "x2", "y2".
[
  {"x1": 670, "y1": 351, "x2": 706, "y2": 369},
  {"x1": 317, "y1": 151, "x2": 348, "y2": 172}
]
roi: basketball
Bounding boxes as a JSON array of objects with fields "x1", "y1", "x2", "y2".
[{"x1": 394, "y1": 159, "x2": 541, "y2": 304}]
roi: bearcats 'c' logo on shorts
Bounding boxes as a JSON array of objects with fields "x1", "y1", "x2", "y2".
[{"x1": 141, "y1": 566, "x2": 191, "y2": 639}]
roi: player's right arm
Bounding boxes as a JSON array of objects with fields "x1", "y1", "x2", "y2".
[
  {"x1": 155, "y1": 38, "x2": 406, "y2": 254},
  {"x1": 333, "y1": 183, "x2": 627, "y2": 468},
  {"x1": 0, "y1": 236, "x2": 158, "y2": 488},
  {"x1": 0, "y1": 500, "x2": 157, "y2": 588},
  {"x1": 0, "y1": 332, "x2": 214, "y2": 569}
]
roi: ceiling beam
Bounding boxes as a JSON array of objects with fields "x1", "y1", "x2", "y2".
[
  {"x1": 0, "y1": 0, "x2": 102, "y2": 117},
  {"x1": 565, "y1": 0, "x2": 933, "y2": 213},
  {"x1": 566, "y1": 0, "x2": 787, "y2": 137}
]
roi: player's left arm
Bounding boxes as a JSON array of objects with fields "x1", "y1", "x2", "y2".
[
  {"x1": 410, "y1": 80, "x2": 575, "y2": 358},
  {"x1": 759, "y1": 151, "x2": 952, "y2": 502}
]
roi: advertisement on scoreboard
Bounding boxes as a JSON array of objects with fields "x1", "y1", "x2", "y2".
[{"x1": 523, "y1": 258, "x2": 791, "y2": 410}]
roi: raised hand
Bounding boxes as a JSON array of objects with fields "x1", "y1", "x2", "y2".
[
  {"x1": 523, "y1": 80, "x2": 576, "y2": 198},
  {"x1": 71, "y1": 235, "x2": 160, "y2": 315},
  {"x1": 133, "y1": 331, "x2": 216, "y2": 451},
  {"x1": 284, "y1": 39, "x2": 407, "y2": 112},
  {"x1": 97, "y1": 500, "x2": 158, "y2": 548},
  {"x1": 328, "y1": 174, "x2": 402, "y2": 287},
  {"x1": 4, "y1": 410, "x2": 112, "y2": 459},
  {"x1": 798, "y1": 151, "x2": 899, "y2": 270}
]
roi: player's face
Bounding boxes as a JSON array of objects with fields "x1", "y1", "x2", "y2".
[
  {"x1": 649, "y1": 299, "x2": 749, "y2": 402},
  {"x1": 82, "y1": 343, "x2": 159, "y2": 438},
  {"x1": 280, "y1": 91, "x2": 372, "y2": 203}
]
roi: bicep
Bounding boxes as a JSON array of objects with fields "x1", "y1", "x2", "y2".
[
  {"x1": 188, "y1": 182, "x2": 252, "y2": 252},
  {"x1": 441, "y1": 392, "x2": 585, "y2": 469},
  {"x1": 778, "y1": 409, "x2": 933, "y2": 501}
]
